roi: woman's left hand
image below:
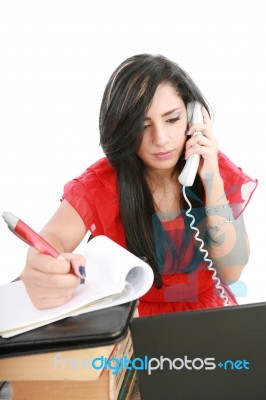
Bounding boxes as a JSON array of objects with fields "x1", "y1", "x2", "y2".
[{"x1": 184, "y1": 106, "x2": 220, "y2": 182}]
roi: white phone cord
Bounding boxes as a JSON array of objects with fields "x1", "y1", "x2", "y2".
[{"x1": 182, "y1": 186, "x2": 229, "y2": 306}]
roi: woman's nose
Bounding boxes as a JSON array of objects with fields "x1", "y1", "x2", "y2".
[{"x1": 152, "y1": 125, "x2": 170, "y2": 146}]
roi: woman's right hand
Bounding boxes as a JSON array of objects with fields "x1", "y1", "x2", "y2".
[{"x1": 20, "y1": 252, "x2": 86, "y2": 309}]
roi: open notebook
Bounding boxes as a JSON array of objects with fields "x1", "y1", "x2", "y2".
[{"x1": 0, "y1": 235, "x2": 153, "y2": 338}]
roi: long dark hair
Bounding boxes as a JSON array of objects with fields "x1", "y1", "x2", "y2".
[{"x1": 99, "y1": 54, "x2": 209, "y2": 287}]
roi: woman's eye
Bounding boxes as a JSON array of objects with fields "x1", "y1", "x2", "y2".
[
  {"x1": 143, "y1": 123, "x2": 150, "y2": 130},
  {"x1": 167, "y1": 116, "x2": 181, "y2": 124}
]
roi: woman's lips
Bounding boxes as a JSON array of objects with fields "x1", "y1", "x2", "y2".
[{"x1": 154, "y1": 151, "x2": 174, "y2": 160}]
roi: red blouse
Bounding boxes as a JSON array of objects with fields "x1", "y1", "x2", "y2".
[
  {"x1": 63, "y1": 151, "x2": 258, "y2": 316},
  {"x1": 138, "y1": 216, "x2": 238, "y2": 316}
]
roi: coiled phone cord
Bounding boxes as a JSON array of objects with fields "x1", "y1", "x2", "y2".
[{"x1": 182, "y1": 186, "x2": 229, "y2": 306}]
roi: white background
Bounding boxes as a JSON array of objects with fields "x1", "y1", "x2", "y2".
[{"x1": 0, "y1": 0, "x2": 265, "y2": 304}]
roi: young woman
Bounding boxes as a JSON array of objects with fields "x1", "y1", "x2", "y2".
[{"x1": 21, "y1": 54, "x2": 257, "y2": 315}]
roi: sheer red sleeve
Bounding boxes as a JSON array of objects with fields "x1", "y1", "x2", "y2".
[{"x1": 218, "y1": 151, "x2": 258, "y2": 218}]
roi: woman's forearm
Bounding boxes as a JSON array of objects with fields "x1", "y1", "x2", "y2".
[
  {"x1": 202, "y1": 174, "x2": 249, "y2": 284},
  {"x1": 206, "y1": 215, "x2": 249, "y2": 284}
]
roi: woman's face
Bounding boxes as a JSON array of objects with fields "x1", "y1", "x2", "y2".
[{"x1": 137, "y1": 83, "x2": 188, "y2": 175}]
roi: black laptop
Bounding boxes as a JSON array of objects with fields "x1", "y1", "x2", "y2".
[{"x1": 130, "y1": 302, "x2": 266, "y2": 400}]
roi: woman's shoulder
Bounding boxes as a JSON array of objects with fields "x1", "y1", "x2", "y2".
[
  {"x1": 89, "y1": 157, "x2": 114, "y2": 173},
  {"x1": 63, "y1": 157, "x2": 118, "y2": 204},
  {"x1": 74, "y1": 157, "x2": 118, "y2": 192},
  {"x1": 63, "y1": 157, "x2": 120, "y2": 233}
]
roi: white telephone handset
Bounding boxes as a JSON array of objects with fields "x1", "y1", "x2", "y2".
[{"x1": 178, "y1": 101, "x2": 203, "y2": 187}]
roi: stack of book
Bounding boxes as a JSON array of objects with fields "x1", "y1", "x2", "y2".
[{"x1": 3, "y1": 332, "x2": 137, "y2": 400}]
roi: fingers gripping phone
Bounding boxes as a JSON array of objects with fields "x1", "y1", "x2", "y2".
[{"x1": 178, "y1": 101, "x2": 203, "y2": 187}]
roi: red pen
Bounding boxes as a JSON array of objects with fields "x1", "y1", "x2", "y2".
[
  {"x1": 1, "y1": 211, "x2": 86, "y2": 281},
  {"x1": 2, "y1": 211, "x2": 60, "y2": 258}
]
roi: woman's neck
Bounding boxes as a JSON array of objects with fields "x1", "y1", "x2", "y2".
[
  {"x1": 146, "y1": 168, "x2": 178, "y2": 191},
  {"x1": 146, "y1": 170, "x2": 181, "y2": 216}
]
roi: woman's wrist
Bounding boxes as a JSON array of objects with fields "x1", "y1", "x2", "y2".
[
  {"x1": 202, "y1": 173, "x2": 228, "y2": 207},
  {"x1": 205, "y1": 203, "x2": 234, "y2": 234}
]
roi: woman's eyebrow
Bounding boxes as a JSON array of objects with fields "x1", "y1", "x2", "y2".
[{"x1": 145, "y1": 107, "x2": 182, "y2": 120}]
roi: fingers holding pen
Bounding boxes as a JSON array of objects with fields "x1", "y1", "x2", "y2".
[
  {"x1": 60, "y1": 252, "x2": 87, "y2": 282},
  {"x1": 25, "y1": 252, "x2": 85, "y2": 277},
  {"x1": 21, "y1": 255, "x2": 79, "y2": 288},
  {"x1": 21, "y1": 253, "x2": 87, "y2": 308}
]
